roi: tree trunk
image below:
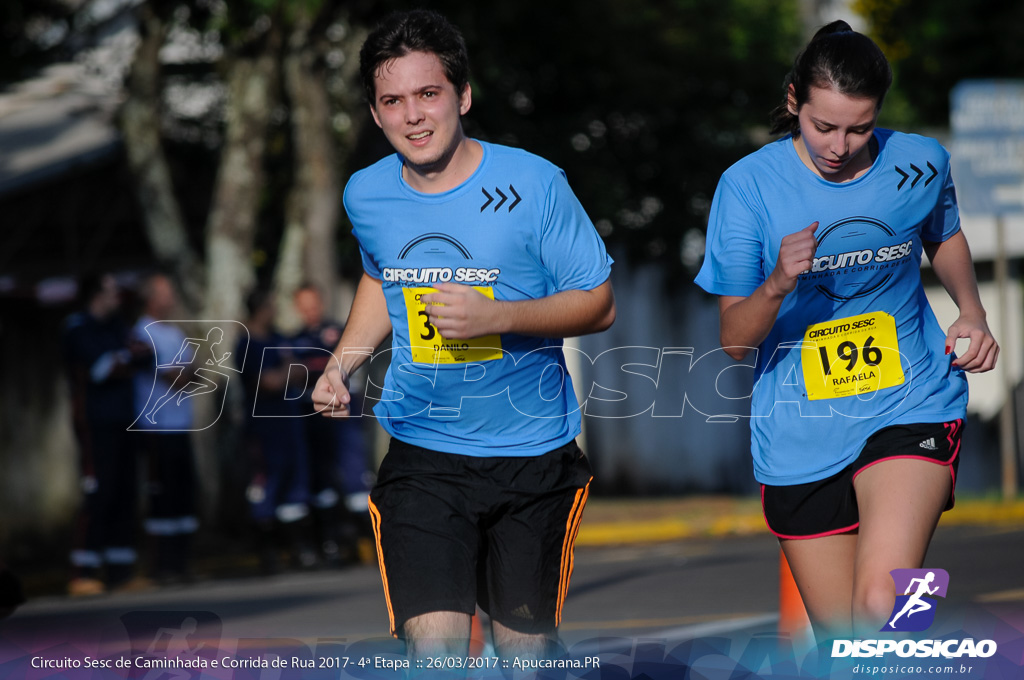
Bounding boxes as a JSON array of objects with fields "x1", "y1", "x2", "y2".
[
  {"x1": 202, "y1": 47, "x2": 278, "y2": 326},
  {"x1": 273, "y1": 7, "x2": 368, "y2": 329},
  {"x1": 272, "y1": 11, "x2": 340, "y2": 330},
  {"x1": 119, "y1": 3, "x2": 204, "y2": 312}
]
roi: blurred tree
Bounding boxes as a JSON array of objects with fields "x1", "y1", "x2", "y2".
[
  {"x1": 854, "y1": 0, "x2": 1024, "y2": 128},
  {"x1": 273, "y1": 4, "x2": 367, "y2": 324},
  {"x1": 120, "y1": 1, "x2": 204, "y2": 311},
  {"x1": 113, "y1": 0, "x2": 372, "y2": 321},
  {"x1": 199, "y1": 1, "x2": 283, "y2": 324}
]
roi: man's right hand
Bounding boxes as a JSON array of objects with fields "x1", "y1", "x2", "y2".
[{"x1": 312, "y1": 364, "x2": 351, "y2": 417}]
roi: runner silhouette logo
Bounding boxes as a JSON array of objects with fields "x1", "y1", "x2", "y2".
[
  {"x1": 882, "y1": 568, "x2": 949, "y2": 632},
  {"x1": 130, "y1": 321, "x2": 247, "y2": 432}
]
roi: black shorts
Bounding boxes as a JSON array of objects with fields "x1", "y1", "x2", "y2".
[
  {"x1": 761, "y1": 420, "x2": 962, "y2": 539},
  {"x1": 368, "y1": 438, "x2": 592, "y2": 636}
]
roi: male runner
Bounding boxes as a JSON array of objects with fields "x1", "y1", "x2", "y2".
[{"x1": 311, "y1": 9, "x2": 614, "y2": 660}]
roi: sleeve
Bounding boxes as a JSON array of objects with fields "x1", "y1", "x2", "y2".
[
  {"x1": 343, "y1": 177, "x2": 383, "y2": 280},
  {"x1": 538, "y1": 169, "x2": 613, "y2": 292},
  {"x1": 921, "y1": 154, "x2": 961, "y2": 243},
  {"x1": 357, "y1": 243, "x2": 382, "y2": 280},
  {"x1": 694, "y1": 172, "x2": 768, "y2": 297}
]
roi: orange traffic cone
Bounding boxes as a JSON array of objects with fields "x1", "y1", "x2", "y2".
[
  {"x1": 779, "y1": 550, "x2": 810, "y2": 639},
  {"x1": 469, "y1": 611, "x2": 486, "y2": 656}
]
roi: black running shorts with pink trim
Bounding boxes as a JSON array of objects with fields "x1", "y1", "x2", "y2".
[{"x1": 761, "y1": 419, "x2": 963, "y2": 540}]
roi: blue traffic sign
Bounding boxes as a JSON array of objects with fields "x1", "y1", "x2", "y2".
[{"x1": 950, "y1": 80, "x2": 1024, "y2": 215}]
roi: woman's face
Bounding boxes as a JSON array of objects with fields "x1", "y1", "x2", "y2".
[{"x1": 789, "y1": 85, "x2": 880, "y2": 183}]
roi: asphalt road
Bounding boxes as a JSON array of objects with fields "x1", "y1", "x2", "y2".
[{"x1": 3, "y1": 524, "x2": 1022, "y2": 678}]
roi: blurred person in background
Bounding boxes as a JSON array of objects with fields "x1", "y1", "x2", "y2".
[
  {"x1": 63, "y1": 272, "x2": 148, "y2": 595},
  {"x1": 290, "y1": 283, "x2": 365, "y2": 566},
  {"x1": 130, "y1": 274, "x2": 199, "y2": 583},
  {"x1": 237, "y1": 289, "x2": 317, "y2": 571}
]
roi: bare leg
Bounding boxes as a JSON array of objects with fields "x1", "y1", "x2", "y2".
[
  {"x1": 403, "y1": 611, "x2": 471, "y2": 660},
  {"x1": 779, "y1": 533, "x2": 857, "y2": 641},
  {"x1": 852, "y1": 458, "x2": 950, "y2": 634},
  {"x1": 491, "y1": 620, "x2": 555, "y2": 660}
]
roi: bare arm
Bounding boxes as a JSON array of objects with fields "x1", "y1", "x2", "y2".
[
  {"x1": 924, "y1": 230, "x2": 998, "y2": 372},
  {"x1": 311, "y1": 273, "x2": 393, "y2": 416},
  {"x1": 421, "y1": 277, "x2": 615, "y2": 339},
  {"x1": 719, "y1": 222, "x2": 819, "y2": 360}
]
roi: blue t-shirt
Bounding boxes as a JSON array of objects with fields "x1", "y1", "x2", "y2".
[
  {"x1": 345, "y1": 141, "x2": 612, "y2": 457},
  {"x1": 695, "y1": 130, "x2": 968, "y2": 485},
  {"x1": 131, "y1": 315, "x2": 194, "y2": 431}
]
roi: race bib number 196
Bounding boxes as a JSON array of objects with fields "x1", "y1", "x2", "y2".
[
  {"x1": 403, "y1": 286, "x2": 504, "y2": 364},
  {"x1": 801, "y1": 311, "x2": 904, "y2": 400}
]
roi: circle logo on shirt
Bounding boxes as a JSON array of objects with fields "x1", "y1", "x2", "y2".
[
  {"x1": 804, "y1": 217, "x2": 913, "y2": 302},
  {"x1": 398, "y1": 232, "x2": 472, "y2": 260}
]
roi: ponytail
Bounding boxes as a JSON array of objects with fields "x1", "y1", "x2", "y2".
[{"x1": 769, "y1": 20, "x2": 891, "y2": 137}]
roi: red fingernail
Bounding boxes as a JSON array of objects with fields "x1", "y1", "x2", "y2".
[{"x1": 945, "y1": 346, "x2": 951, "y2": 355}]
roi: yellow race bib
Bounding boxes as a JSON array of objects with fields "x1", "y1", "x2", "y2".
[
  {"x1": 402, "y1": 287, "x2": 504, "y2": 364},
  {"x1": 801, "y1": 311, "x2": 904, "y2": 400}
]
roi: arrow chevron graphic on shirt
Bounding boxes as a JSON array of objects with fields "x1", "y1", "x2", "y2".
[
  {"x1": 909, "y1": 163, "x2": 924, "y2": 188},
  {"x1": 479, "y1": 184, "x2": 523, "y2": 212},
  {"x1": 895, "y1": 165, "x2": 910, "y2": 190},
  {"x1": 508, "y1": 184, "x2": 521, "y2": 211},
  {"x1": 493, "y1": 187, "x2": 508, "y2": 210},
  {"x1": 895, "y1": 162, "x2": 939, "y2": 190}
]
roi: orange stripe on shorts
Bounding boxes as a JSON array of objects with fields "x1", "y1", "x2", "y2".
[
  {"x1": 556, "y1": 479, "x2": 591, "y2": 625},
  {"x1": 367, "y1": 497, "x2": 397, "y2": 636}
]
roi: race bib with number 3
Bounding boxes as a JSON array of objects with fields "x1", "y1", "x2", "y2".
[
  {"x1": 801, "y1": 311, "x2": 905, "y2": 400},
  {"x1": 402, "y1": 286, "x2": 504, "y2": 364}
]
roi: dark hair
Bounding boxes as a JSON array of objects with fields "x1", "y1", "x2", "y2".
[
  {"x1": 359, "y1": 9, "x2": 470, "y2": 105},
  {"x1": 294, "y1": 281, "x2": 322, "y2": 297},
  {"x1": 245, "y1": 288, "x2": 273, "y2": 318},
  {"x1": 769, "y1": 20, "x2": 892, "y2": 136},
  {"x1": 78, "y1": 272, "x2": 111, "y2": 306}
]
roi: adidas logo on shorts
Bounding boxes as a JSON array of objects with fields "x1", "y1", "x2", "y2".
[
  {"x1": 511, "y1": 604, "x2": 534, "y2": 620},
  {"x1": 919, "y1": 437, "x2": 938, "y2": 451}
]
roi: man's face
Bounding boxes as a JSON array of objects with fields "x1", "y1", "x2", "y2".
[
  {"x1": 148, "y1": 276, "x2": 178, "y2": 319},
  {"x1": 294, "y1": 288, "x2": 323, "y2": 329},
  {"x1": 369, "y1": 50, "x2": 471, "y2": 178},
  {"x1": 92, "y1": 275, "x2": 120, "y2": 319}
]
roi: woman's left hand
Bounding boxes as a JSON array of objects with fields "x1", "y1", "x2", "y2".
[{"x1": 945, "y1": 313, "x2": 999, "y2": 372}]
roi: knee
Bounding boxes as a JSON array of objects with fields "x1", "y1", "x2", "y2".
[
  {"x1": 493, "y1": 629, "x2": 554, "y2": 660},
  {"x1": 854, "y1": 575, "x2": 896, "y2": 628},
  {"x1": 405, "y1": 635, "x2": 466, "y2": 659},
  {"x1": 402, "y1": 612, "x2": 471, "y2": 659}
]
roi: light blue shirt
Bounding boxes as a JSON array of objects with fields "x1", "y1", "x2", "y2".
[
  {"x1": 345, "y1": 141, "x2": 612, "y2": 457},
  {"x1": 696, "y1": 130, "x2": 967, "y2": 485},
  {"x1": 132, "y1": 315, "x2": 195, "y2": 431}
]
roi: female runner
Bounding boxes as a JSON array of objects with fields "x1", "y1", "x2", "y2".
[{"x1": 695, "y1": 20, "x2": 998, "y2": 639}]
